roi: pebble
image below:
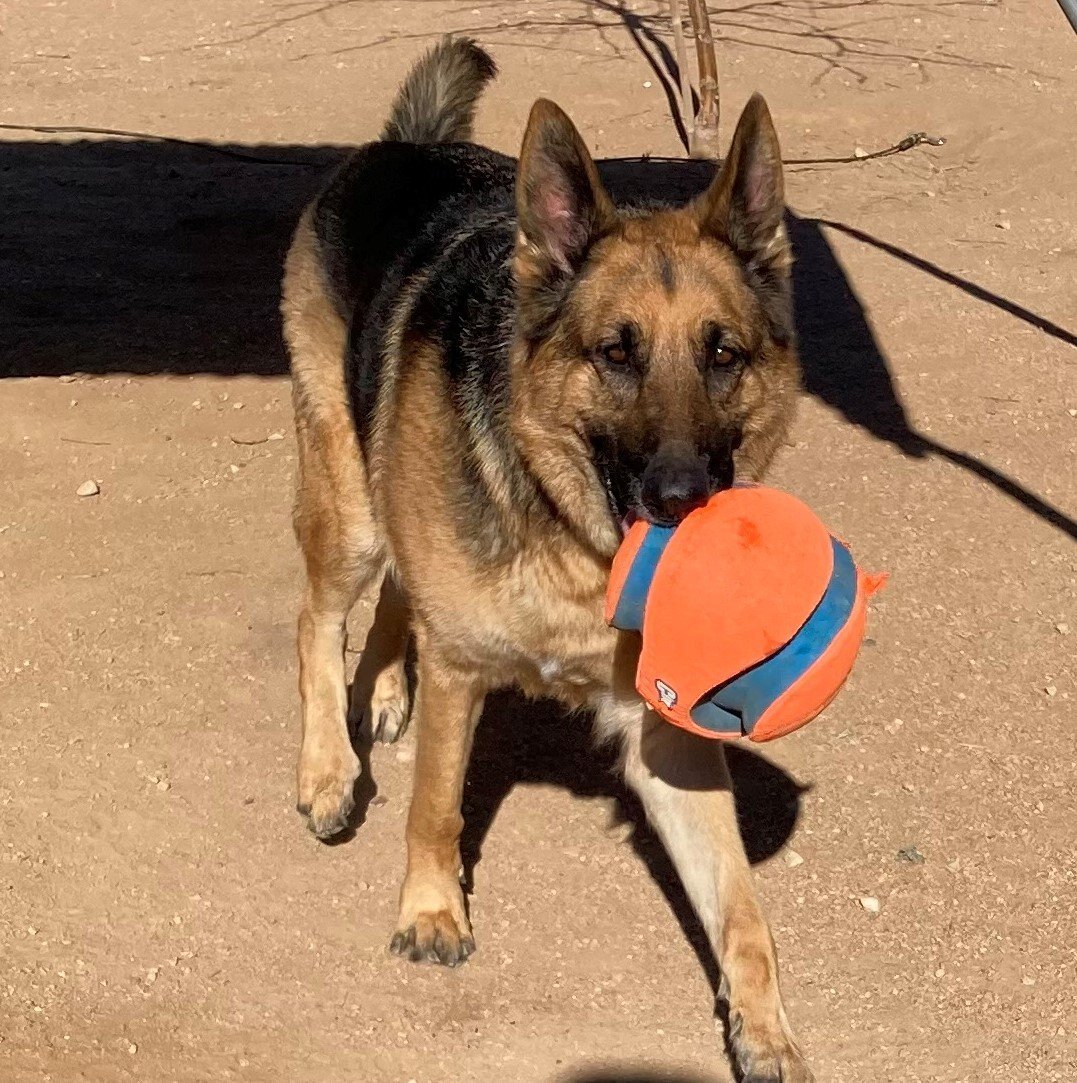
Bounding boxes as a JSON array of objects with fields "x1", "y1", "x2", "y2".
[
  {"x1": 1056, "y1": 623, "x2": 1070, "y2": 636},
  {"x1": 853, "y1": 146, "x2": 868, "y2": 159},
  {"x1": 1044, "y1": 686, "x2": 1057, "y2": 697},
  {"x1": 783, "y1": 849, "x2": 805, "y2": 868},
  {"x1": 76, "y1": 480, "x2": 100, "y2": 497},
  {"x1": 127, "y1": 1043, "x2": 138, "y2": 1054},
  {"x1": 156, "y1": 779, "x2": 171, "y2": 792},
  {"x1": 995, "y1": 220, "x2": 1011, "y2": 230},
  {"x1": 897, "y1": 846, "x2": 926, "y2": 864},
  {"x1": 859, "y1": 896, "x2": 881, "y2": 914}
]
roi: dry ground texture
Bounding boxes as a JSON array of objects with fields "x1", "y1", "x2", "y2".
[{"x1": 2, "y1": 1, "x2": 1075, "y2": 1081}]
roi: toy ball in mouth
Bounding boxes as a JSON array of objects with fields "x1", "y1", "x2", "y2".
[{"x1": 604, "y1": 485, "x2": 886, "y2": 742}]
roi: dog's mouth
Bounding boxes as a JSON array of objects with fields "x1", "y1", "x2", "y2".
[
  {"x1": 592, "y1": 442, "x2": 645, "y2": 538},
  {"x1": 593, "y1": 436, "x2": 737, "y2": 538},
  {"x1": 597, "y1": 461, "x2": 635, "y2": 537}
]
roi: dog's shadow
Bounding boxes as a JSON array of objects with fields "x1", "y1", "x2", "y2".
[{"x1": 455, "y1": 692, "x2": 807, "y2": 998}]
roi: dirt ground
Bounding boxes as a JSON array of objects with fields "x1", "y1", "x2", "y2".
[{"x1": 2, "y1": 1, "x2": 1075, "y2": 1081}]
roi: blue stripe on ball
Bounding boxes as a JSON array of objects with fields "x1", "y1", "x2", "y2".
[
  {"x1": 690, "y1": 538, "x2": 858, "y2": 737},
  {"x1": 609, "y1": 523, "x2": 676, "y2": 632}
]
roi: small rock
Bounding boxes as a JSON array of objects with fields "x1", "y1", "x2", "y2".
[
  {"x1": 1044, "y1": 685, "x2": 1057, "y2": 697},
  {"x1": 127, "y1": 1043, "x2": 138, "y2": 1055},
  {"x1": 1056, "y1": 623, "x2": 1070, "y2": 635},
  {"x1": 76, "y1": 480, "x2": 100, "y2": 498},
  {"x1": 243, "y1": 796, "x2": 255, "y2": 805},
  {"x1": 858, "y1": 895, "x2": 880, "y2": 914},
  {"x1": 643, "y1": 80, "x2": 652, "y2": 88},
  {"x1": 853, "y1": 146, "x2": 868, "y2": 159},
  {"x1": 156, "y1": 779, "x2": 171, "y2": 792},
  {"x1": 782, "y1": 849, "x2": 805, "y2": 869},
  {"x1": 897, "y1": 846, "x2": 926, "y2": 864},
  {"x1": 267, "y1": 431, "x2": 285, "y2": 441},
  {"x1": 995, "y1": 220, "x2": 1011, "y2": 230},
  {"x1": 1068, "y1": 408, "x2": 1076, "y2": 418},
  {"x1": 934, "y1": 966, "x2": 945, "y2": 978},
  {"x1": 58, "y1": 374, "x2": 79, "y2": 383}
]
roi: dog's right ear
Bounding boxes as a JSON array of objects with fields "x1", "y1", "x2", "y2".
[{"x1": 514, "y1": 99, "x2": 616, "y2": 322}]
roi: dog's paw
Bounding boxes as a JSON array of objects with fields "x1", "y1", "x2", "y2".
[
  {"x1": 296, "y1": 746, "x2": 360, "y2": 839},
  {"x1": 730, "y1": 1014, "x2": 814, "y2": 1083},
  {"x1": 390, "y1": 873, "x2": 473, "y2": 967},
  {"x1": 363, "y1": 667, "x2": 411, "y2": 744}
]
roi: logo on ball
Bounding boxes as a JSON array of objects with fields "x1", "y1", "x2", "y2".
[{"x1": 655, "y1": 679, "x2": 678, "y2": 710}]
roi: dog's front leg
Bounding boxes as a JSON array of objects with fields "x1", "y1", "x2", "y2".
[
  {"x1": 390, "y1": 640, "x2": 484, "y2": 967},
  {"x1": 599, "y1": 697, "x2": 814, "y2": 1083}
]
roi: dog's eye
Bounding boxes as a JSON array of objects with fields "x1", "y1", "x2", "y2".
[
  {"x1": 594, "y1": 324, "x2": 639, "y2": 371},
  {"x1": 702, "y1": 326, "x2": 743, "y2": 370}
]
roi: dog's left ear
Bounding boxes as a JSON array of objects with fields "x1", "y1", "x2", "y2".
[
  {"x1": 515, "y1": 99, "x2": 616, "y2": 316},
  {"x1": 694, "y1": 94, "x2": 791, "y2": 282}
]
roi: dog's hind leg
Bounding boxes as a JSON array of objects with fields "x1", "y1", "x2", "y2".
[
  {"x1": 285, "y1": 206, "x2": 388, "y2": 839},
  {"x1": 348, "y1": 570, "x2": 412, "y2": 744},
  {"x1": 598, "y1": 698, "x2": 815, "y2": 1083}
]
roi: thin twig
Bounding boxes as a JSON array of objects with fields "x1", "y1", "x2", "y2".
[
  {"x1": 784, "y1": 132, "x2": 945, "y2": 167},
  {"x1": 666, "y1": 0, "x2": 695, "y2": 140},
  {"x1": 0, "y1": 122, "x2": 326, "y2": 167}
]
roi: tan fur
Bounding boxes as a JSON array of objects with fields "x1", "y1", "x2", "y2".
[{"x1": 282, "y1": 72, "x2": 811, "y2": 1080}]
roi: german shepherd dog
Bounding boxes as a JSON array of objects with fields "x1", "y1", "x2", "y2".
[{"x1": 283, "y1": 38, "x2": 809, "y2": 1081}]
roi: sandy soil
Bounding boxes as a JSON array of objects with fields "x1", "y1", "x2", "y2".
[{"x1": 2, "y1": 2, "x2": 1075, "y2": 1081}]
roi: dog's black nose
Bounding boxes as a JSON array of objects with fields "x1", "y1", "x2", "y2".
[{"x1": 640, "y1": 443, "x2": 710, "y2": 524}]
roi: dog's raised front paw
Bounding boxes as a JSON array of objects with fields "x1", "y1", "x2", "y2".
[{"x1": 296, "y1": 746, "x2": 360, "y2": 839}]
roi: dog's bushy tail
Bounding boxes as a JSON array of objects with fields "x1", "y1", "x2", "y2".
[{"x1": 381, "y1": 36, "x2": 497, "y2": 145}]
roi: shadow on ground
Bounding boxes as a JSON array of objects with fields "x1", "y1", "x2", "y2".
[
  {"x1": 458, "y1": 691, "x2": 807, "y2": 999},
  {"x1": 557, "y1": 1069, "x2": 720, "y2": 1083}
]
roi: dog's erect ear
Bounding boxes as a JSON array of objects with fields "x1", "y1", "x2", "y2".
[
  {"x1": 515, "y1": 99, "x2": 616, "y2": 300},
  {"x1": 694, "y1": 94, "x2": 790, "y2": 281}
]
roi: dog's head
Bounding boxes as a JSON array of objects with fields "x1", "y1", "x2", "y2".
[{"x1": 510, "y1": 95, "x2": 799, "y2": 556}]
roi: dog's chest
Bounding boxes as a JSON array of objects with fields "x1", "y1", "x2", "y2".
[{"x1": 434, "y1": 554, "x2": 620, "y2": 702}]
